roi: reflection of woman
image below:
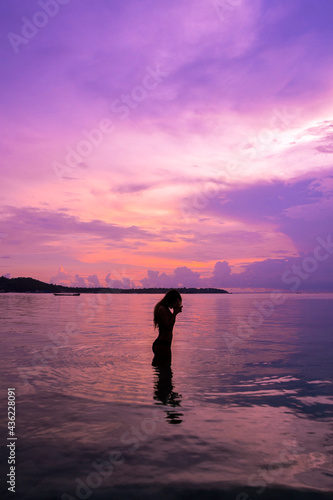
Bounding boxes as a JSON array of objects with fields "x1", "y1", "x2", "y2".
[
  {"x1": 153, "y1": 365, "x2": 183, "y2": 424},
  {"x1": 152, "y1": 290, "x2": 182, "y2": 366}
]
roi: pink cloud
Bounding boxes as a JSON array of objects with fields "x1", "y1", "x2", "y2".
[
  {"x1": 87, "y1": 274, "x2": 101, "y2": 287},
  {"x1": 141, "y1": 250, "x2": 333, "y2": 291},
  {"x1": 1, "y1": 0, "x2": 333, "y2": 289}
]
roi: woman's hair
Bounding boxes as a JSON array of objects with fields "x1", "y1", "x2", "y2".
[{"x1": 153, "y1": 289, "x2": 182, "y2": 328}]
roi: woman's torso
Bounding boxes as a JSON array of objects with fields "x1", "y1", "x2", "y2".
[{"x1": 155, "y1": 305, "x2": 174, "y2": 343}]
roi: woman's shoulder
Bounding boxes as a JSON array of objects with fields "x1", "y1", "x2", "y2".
[
  {"x1": 157, "y1": 304, "x2": 170, "y2": 312},
  {"x1": 157, "y1": 304, "x2": 171, "y2": 316}
]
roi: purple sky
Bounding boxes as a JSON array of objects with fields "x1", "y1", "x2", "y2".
[{"x1": 1, "y1": 0, "x2": 333, "y2": 290}]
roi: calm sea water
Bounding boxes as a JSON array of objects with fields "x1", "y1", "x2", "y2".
[{"x1": 0, "y1": 293, "x2": 332, "y2": 500}]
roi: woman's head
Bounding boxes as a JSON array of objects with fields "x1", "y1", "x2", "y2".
[
  {"x1": 161, "y1": 289, "x2": 182, "y2": 308},
  {"x1": 153, "y1": 289, "x2": 182, "y2": 328}
]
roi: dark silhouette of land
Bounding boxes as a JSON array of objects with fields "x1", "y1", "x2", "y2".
[{"x1": 0, "y1": 276, "x2": 229, "y2": 294}]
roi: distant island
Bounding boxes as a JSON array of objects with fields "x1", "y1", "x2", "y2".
[{"x1": 0, "y1": 276, "x2": 229, "y2": 294}]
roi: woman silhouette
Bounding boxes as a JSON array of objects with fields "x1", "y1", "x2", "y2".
[{"x1": 152, "y1": 290, "x2": 182, "y2": 366}]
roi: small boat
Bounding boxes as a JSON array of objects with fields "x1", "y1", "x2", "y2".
[{"x1": 53, "y1": 292, "x2": 80, "y2": 296}]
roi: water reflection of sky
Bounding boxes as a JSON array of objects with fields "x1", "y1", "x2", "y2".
[{"x1": 0, "y1": 293, "x2": 332, "y2": 498}]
